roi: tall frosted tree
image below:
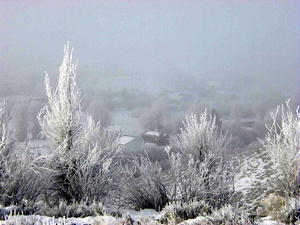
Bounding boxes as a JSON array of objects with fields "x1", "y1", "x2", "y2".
[
  {"x1": 38, "y1": 44, "x2": 119, "y2": 203},
  {"x1": 39, "y1": 44, "x2": 82, "y2": 154}
]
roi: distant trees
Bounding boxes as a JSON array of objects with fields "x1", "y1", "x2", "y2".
[
  {"x1": 13, "y1": 103, "x2": 28, "y2": 142},
  {"x1": 28, "y1": 100, "x2": 43, "y2": 139},
  {"x1": 141, "y1": 97, "x2": 170, "y2": 132},
  {"x1": 38, "y1": 44, "x2": 120, "y2": 204},
  {"x1": 86, "y1": 99, "x2": 112, "y2": 127}
]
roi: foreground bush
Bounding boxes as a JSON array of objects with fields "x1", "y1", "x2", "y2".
[
  {"x1": 259, "y1": 194, "x2": 298, "y2": 224},
  {"x1": 36, "y1": 200, "x2": 104, "y2": 218},
  {"x1": 169, "y1": 112, "x2": 234, "y2": 207},
  {"x1": 121, "y1": 155, "x2": 169, "y2": 211},
  {"x1": 0, "y1": 101, "x2": 46, "y2": 206},
  {"x1": 121, "y1": 111, "x2": 234, "y2": 213},
  {"x1": 260, "y1": 101, "x2": 300, "y2": 198},
  {"x1": 161, "y1": 199, "x2": 211, "y2": 222},
  {"x1": 193, "y1": 205, "x2": 252, "y2": 225}
]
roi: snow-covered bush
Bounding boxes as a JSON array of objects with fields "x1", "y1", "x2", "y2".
[
  {"x1": 204, "y1": 205, "x2": 251, "y2": 225},
  {"x1": 0, "y1": 101, "x2": 44, "y2": 206},
  {"x1": 259, "y1": 194, "x2": 298, "y2": 224},
  {"x1": 162, "y1": 199, "x2": 211, "y2": 221},
  {"x1": 187, "y1": 205, "x2": 251, "y2": 225},
  {"x1": 173, "y1": 112, "x2": 229, "y2": 157},
  {"x1": 38, "y1": 44, "x2": 120, "y2": 204},
  {"x1": 167, "y1": 151, "x2": 233, "y2": 208},
  {"x1": 0, "y1": 100, "x2": 13, "y2": 164},
  {"x1": 37, "y1": 200, "x2": 104, "y2": 218},
  {"x1": 260, "y1": 100, "x2": 300, "y2": 198},
  {"x1": 121, "y1": 155, "x2": 169, "y2": 211},
  {"x1": 0, "y1": 147, "x2": 45, "y2": 206},
  {"x1": 121, "y1": 111, "x2": 233, "y2": 212},
  {"x1": 169, "y1": 112, "x2": 234, "y2": 207}
]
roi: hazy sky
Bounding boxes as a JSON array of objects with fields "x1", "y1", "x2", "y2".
[{"x1": 1, "y1": 0, "x2": 299, "y2": 93}]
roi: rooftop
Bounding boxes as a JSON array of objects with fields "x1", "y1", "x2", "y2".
[
  {"x1": 118, "y1": 135, "x2": 136, "y2": 145},
  {"x1": 144, "y1": 131, "x2": 160, "y2": 136}
]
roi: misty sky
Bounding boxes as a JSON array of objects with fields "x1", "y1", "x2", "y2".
[{"x1": 1, "y1": 0, "x2": 299, "y2": 94}]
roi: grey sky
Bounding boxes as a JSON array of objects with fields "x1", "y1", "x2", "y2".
[{"x1": 1, "y1": 0, "x2": 299, "y2": 93}]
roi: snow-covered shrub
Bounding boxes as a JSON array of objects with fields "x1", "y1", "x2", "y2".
[
  {"x1": 167, "y1": 151, "x2": 233, "y2": 208},
  {"x1": 207, "y1": 205, "x2": 251, "y2": 225},
  {"x1": 37, "y1": 200, "x2": 104, "y2": 218},
  {"x1": 133, "y1": 217, "x2": 161, "y2": 225},
  {"x1": 38, "y1": 44, "x2": 120, "y2": 204},
  {"x1": 173, "y1": 111, "x2": 229, "y2": 157},
  {"x1": 0, "y1": 146, "x2": 45, "y2": 206},
  {"x1": 259, "y1": 194, "x2": 298, "y2": 224},
  {"x1": 0, "y1": 100, "x2": 13, "y2": 169},
  {"x1": 121, "y1": 111, "x2": 233, "y2": 212},
  {"x1": 169, "y1": 112, "x2": 234, "y2": 207},
  {"x1": 192, "y1": 205, "x2": 251, "y2": 225},
  {"x1": 121, "y1": 155, "x2": 169, "y2": 211},
  {"x1": 0, "y1": 101, "x2": 44, "y2": 206},
  {"x1": 260, "y1": 100, "x2": 300, "y2": 198},
  {"x1": 259, "y1": 194, "x2": 286, "y2": 218},
  {"x1": 279, "y1": 197, "x2": 298, "y2": 224},
  {"x1": 162, "y1": 199, "x2": 211, "y2": 221},
  {"x1": 233, "y1": 149, "x2": 275, "y2": 212}
]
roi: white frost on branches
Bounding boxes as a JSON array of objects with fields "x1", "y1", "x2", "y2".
[
  {"x1": 38, "y1": 43, "x2": 83, "y2": 152},
  {"x1": 0, "y1": 101, "x2": 12, "y2": 154},
  {"x1": 173, "y1": 111, "x2": 228, "y2": 159},
  {"x1": 260, "y1": 100, "x2": 300, "y2": 197},
  {"x1": 169, "y1": 111, "x2": 233, "y2": 207},
  {"x1": 122, "y1": 111, "x2": 234, "y2": 210},
  {"x1": 38, "y1": 43, "x2": 120, "y2": 203}
]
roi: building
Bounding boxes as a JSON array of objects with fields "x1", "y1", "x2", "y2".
[
  {"x1": 118, "y1": 135, "x2": 144, "y2": 152},
  {"x1": 142, "y1": 131, "x2": 169, "y2": 146}
]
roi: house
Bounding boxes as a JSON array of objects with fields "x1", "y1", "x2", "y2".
[
  {"x1": 118, "y1": 135, "x2": 143, "y2": 152},
  {"x1": 142, "y1": 131, "x2": 169, "y2": 146}
]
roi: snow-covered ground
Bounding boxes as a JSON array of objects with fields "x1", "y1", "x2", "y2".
[
  {"x1": 234, "y1": 150, "x2": 276, "y2": 209},
  {"x1": 0, "y1": 209, "x2": 289, "y2": 225},
  {"x1": 1, "y1": 215, "x2": 120, "y2": 225},
  {"x1": 1, "y1": 215, "x2": 287, "y2": 225}
]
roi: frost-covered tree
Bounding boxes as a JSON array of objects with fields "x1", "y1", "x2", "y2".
[
  {"x1": 122, "y1": 111, "x2": 233, "y2": 210},
  {"x1": 38, "y1": 44, "x2": 82, "y2": 154},
  {"x1": 169, "y1": 111, "x2": 234, "y2": 207},
  {"x1": 38, "y1": 44, "x2": 120, "y2": 203},
  {"x1": 260, "y1": 101, "x2": 300, "y2": 198}
]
